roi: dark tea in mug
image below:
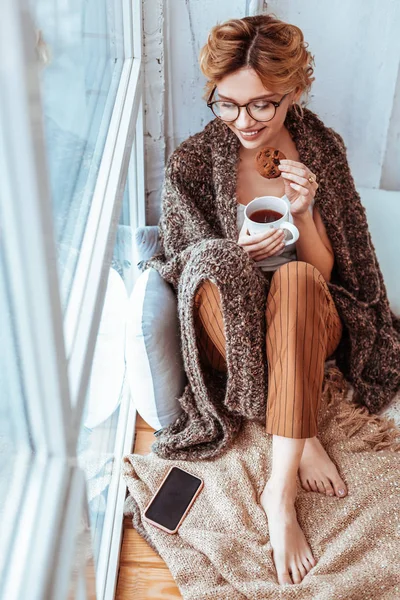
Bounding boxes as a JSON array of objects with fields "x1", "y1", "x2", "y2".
[{"x1": 249, "y1": 209, "x2": 283, "y2": 224}]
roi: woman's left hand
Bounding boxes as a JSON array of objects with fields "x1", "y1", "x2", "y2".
[{"x1": 278, "y1": 160, "x2": 319, "y2": 216}]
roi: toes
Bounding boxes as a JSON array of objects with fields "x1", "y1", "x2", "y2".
[
  {"x1": 300, "y1": 478, "x2": 312, "y2": 492},
  {"x1": 273, "y1": 552, "x2": 293, "y2": 586},
  {"x1": 308, "y1": 479, "x2": 319, "y2": 493},
  {"x1": 297, "y1": 561, "x2": 308, "y2": 579},
  {"x1": 315, "y1": 480, "x2": 325, "y2": 494},
  {"x1": 289, "y1": 565, "x2": 302, "y2": 584},
  {"x1": 322, "y1": 479, "x2": 335, "y2": 497},
  {"x1": 306, "y1": 554, "x2": 317, "y2": 568},
  {"x1": 330, "y1": 477, "x2": 347, "y2": 497},
  {"x1": 302, "y1": 558, "x2": 313, "y2": 573},
  {"x1": 277, "y1": 568, "x2": 293, "y2": 586}
]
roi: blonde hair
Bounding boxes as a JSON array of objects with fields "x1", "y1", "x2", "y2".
[{"x1": 199, "y1": 14, "x2": 315, "y2": 116}]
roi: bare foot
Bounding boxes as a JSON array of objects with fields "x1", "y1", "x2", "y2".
[
  {"x1": 260, "y1": 479, "x2": 316, "y2": 585},
  {"x1": 298, "y1": 436, "x2": 347, "y2": 498}
]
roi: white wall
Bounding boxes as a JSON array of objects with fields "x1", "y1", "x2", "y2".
[
  {"x1": 142, "y1": 0, "x2": 247, "y2": 224},
  {"x1": 381, "y1": 64, "x2": 400, "y2": 190},
  {"x1": 142, "y1": 0, "x2": 400, "y2": 225},
  {"x1": 268, "y1": 0, "x2": 400, "y2": 191}
]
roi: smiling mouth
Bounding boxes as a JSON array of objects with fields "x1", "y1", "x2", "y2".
[{"x1": 237, "y1": 127, "x2": 266, "y2": 137}]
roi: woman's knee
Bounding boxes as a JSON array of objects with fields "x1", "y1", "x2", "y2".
[
  {"x1": 194, "y1": 278, "x2": 220, "y2": 308},
  {"x1": 272, "y1": 260, "x2": 325, "y2": 288}
]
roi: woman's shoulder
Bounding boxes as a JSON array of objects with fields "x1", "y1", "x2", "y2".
[
  {"x1": 167, "y1": 119, "x2": 219, "y2": 167},
  {"x1": 165, "y1": 118, "x2": 228, "y2": 191}
]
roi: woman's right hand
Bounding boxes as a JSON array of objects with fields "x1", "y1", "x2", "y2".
[{"x1": 237, "y1": 221, "x2": 286, "y2": 261}]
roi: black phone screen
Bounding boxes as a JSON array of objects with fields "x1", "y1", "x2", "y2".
[{"x1": 144, "y1": 467, "x2": 202, "y2": 531}]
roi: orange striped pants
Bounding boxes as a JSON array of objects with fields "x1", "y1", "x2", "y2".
[{"x1": 193, "y1": 261, "x2": 343, "y2": 439}]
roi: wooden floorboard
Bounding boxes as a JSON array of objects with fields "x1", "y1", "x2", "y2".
[{"x1": 115, "y1": 415, "x2": 182, "y2": 599}]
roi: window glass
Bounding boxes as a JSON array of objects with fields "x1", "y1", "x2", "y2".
[
  {"x1": 76, "y1": 179, "x2": 133, "y2": 568},
  {"x1": 0, "y1": 238, "x2": 33, "y2": 586},
  {"x1": 66, "y1": 490, "x2": 98, "y2": 599},
  {"x1": 32, "y1": 0, "x2": 124, "y2": 310}
]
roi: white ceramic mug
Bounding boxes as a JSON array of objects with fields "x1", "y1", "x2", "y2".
[{"x1": 244, "y1": 195, "x2": 299, "y2": 245}]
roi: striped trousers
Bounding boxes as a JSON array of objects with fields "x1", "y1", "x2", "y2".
[{"x1": 193, "y1": 261, "x2": 343, "y2": 439}]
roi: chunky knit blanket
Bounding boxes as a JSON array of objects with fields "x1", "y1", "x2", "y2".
[
  {"x1": 122, "y1": 367, "x2": 400, "y2": 599},
  {"x1": 140, "y1": 106, "x2": 400, "y2": 461}
]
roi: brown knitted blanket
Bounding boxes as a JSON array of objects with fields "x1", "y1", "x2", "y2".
[
  {"x1": 122, "y1": 367, "x2": 400, "y2": 599},
  {"x1": 141, "y1": 105, "x2": 400, "y2": 461}
]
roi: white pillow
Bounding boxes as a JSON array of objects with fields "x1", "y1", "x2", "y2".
[{"x1": 125, "y1": 268, "x2": 185, "y2": 430}]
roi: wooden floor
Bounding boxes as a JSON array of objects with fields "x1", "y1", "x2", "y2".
[{"x1": 115, "y1": 415, "x2": 182, "y2": 599}]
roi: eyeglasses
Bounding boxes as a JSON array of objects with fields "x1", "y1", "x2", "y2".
[{"x1": 207, "y1": 86, "x2": 289, "y2": 123}]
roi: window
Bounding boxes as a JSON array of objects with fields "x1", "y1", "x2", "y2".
[
  {"x1": 0, "y1": 0, "x2": 144, "y2": 597},
  {"x1": 33, "y1": 0, "x2": 124, "y2": 310},
  {"x1": 76, "y1": 159, "x2": 138, "y2": 581},
  {"x1": 0, "y1": 243, "x2": 33, "y2": 590}
]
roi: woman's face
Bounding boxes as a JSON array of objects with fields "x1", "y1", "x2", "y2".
[{"x1": 215, "y1": 67, "x2": 298, "y2": 151}]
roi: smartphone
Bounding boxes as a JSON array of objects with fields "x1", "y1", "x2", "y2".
[{"x1": 143, "y1": 466, "x2": 204, "y2": 534}]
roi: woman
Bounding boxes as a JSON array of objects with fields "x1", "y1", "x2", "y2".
[
  {"x1": 142, "y1": 13, "x2": 400, "y2": 588},
  {"x1": 193, "y1": 14, "x2": 343, "y2": 585}
]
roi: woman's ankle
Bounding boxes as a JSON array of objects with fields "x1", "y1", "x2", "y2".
[{"x1": 264, "y1": 474, "x2": 297, "y2": 501}]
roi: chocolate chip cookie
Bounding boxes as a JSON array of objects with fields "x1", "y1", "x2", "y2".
[{"x1": 255, "y1": 146, "x2": 286, "y2": 179}]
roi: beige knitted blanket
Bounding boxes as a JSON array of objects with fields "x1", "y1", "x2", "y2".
[{"x1": 122, "y1": 367, "x2": 400, "y2": 599}]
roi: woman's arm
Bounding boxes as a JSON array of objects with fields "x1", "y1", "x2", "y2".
[{"x1": 293, "y1": 206, "x2": 334, "y2": 282}]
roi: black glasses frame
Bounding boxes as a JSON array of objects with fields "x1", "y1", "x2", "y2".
[{"x1": 206, "y1": 86, "x2": 289, "y2": 123}]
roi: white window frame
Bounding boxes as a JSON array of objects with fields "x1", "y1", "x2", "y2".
[{"x1": 0, "y1": 0, "x2": 145, "y2": 597}]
